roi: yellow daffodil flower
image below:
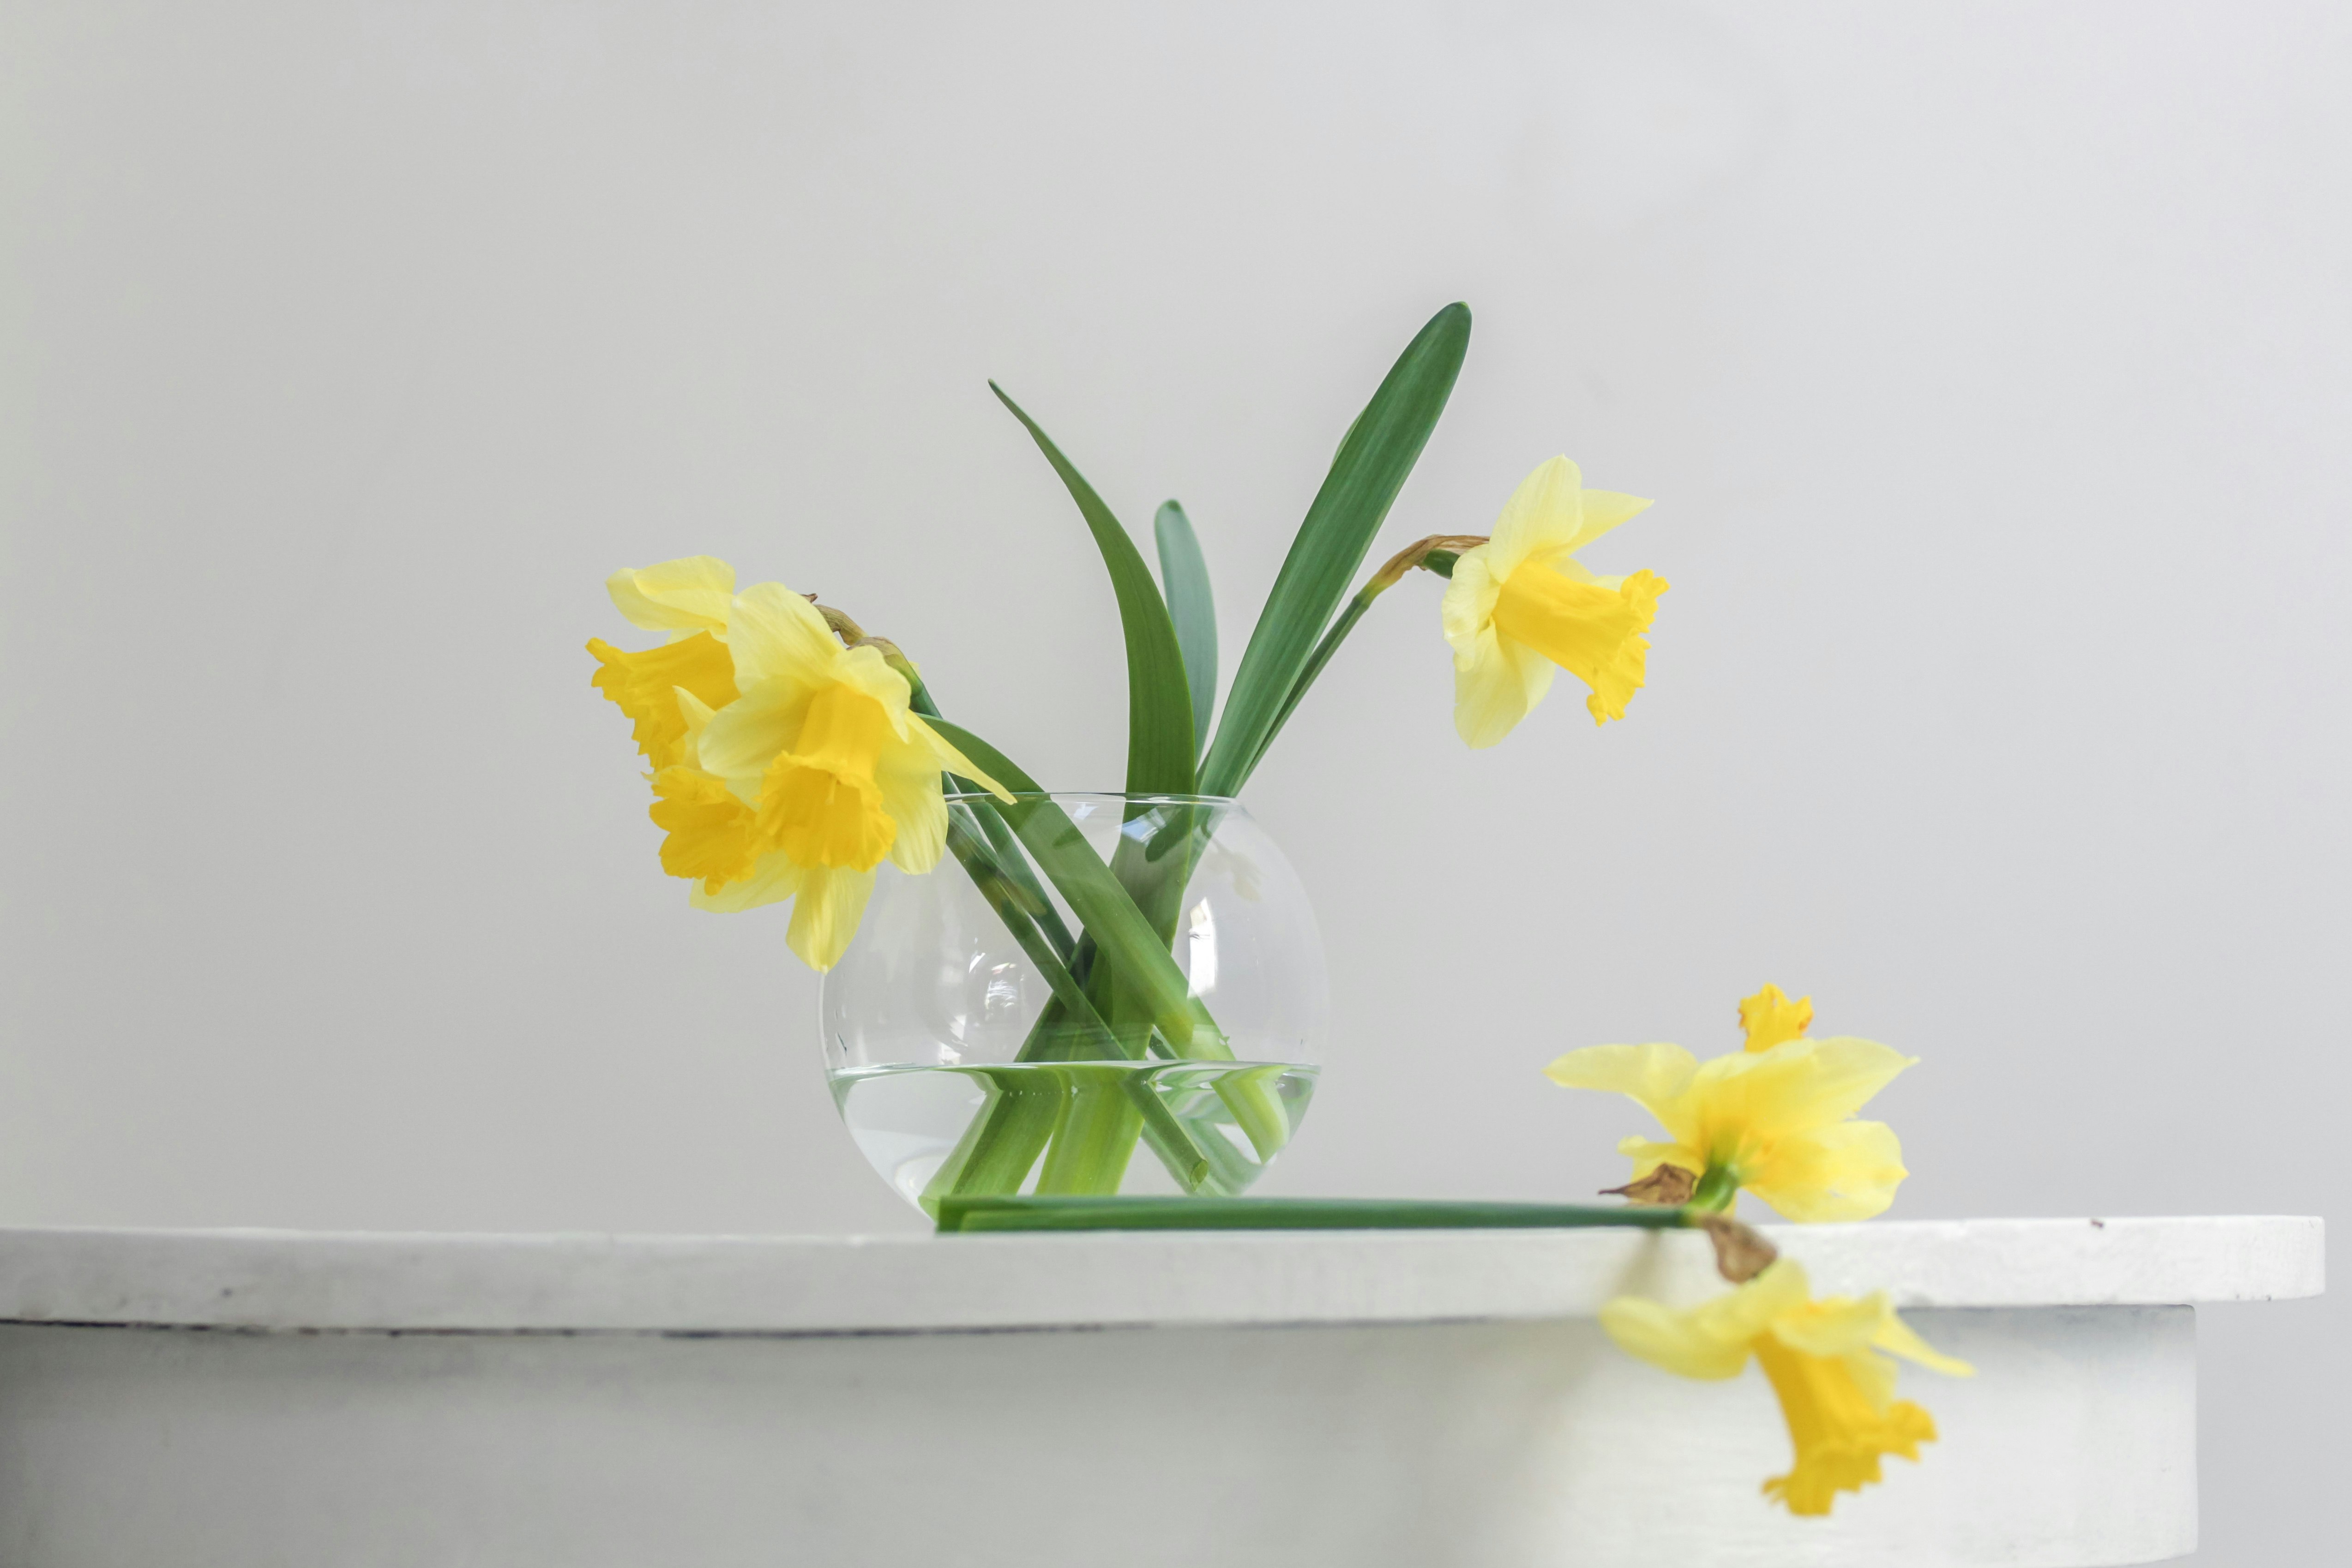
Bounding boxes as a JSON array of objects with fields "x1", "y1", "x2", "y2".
[
  {"x1": 1546, "y1": 985, "x2": 1913, "y2": 1221},
  {"x1": 589, "y1": 557, "x2": 1007, "y2": 971},
  {"x1": 1440, "y1": 456, "x2": 1666, "y2": 747},
  {"x1": 1601, "y1": 1260, "x2": 1973, "y2": 1516}
]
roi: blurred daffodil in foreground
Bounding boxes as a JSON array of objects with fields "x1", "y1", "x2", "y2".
[
  {"x1": 1440, "y1": 456, "x2": 1666, "y2": 747},
  {"x1": 1547, "y1": 985, "x2": 1913, "y2": 1221},
  {"x1": 1602, "y1": 1260, "x2": 1972, "y2": 1516},
  {"x1": 590, "y1": 556, "x2": 1006, "y2": 971}
]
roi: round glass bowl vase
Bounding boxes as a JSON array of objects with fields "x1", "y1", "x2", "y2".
[{"x1": 820, "y1": 793, "x2": 1328, "y2": 1214}]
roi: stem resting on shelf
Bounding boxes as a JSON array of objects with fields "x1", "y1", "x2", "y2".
[{"x1": 935, "y1": 1196, "x2": 1697, "y2": 1233}]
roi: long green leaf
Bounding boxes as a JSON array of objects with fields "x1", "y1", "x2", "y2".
[
  {"x1": 930, "y1": 717, "x2": 1229, "y2": 1059},
  {"x1": 989, "y1": 384, "x2": 1196, "y2": 796},
  {"x1": 1198, "y1": 303, "x2": 1470, "y2": 796},
  {"x1": 1154, "y1": 500, "x2": 1218, "y2": 759}
]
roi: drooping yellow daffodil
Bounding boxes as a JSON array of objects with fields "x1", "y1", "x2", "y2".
[
  {"x1": 1546, "y1": 985, "x2": 1913, "y2": 1221},
  {"x1": 588, "y1": 558, "x2": 1007, "y2": 971},
  {"x1": 1440, "y1": 456, "x2": 1666, "y2": 748},
  {"x1": 1601, "y1": 1260, "x2": 1973, "y2": 1516}
]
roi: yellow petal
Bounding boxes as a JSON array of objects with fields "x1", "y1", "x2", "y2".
[
  {"x1": 697, "y1": 679, "x2": 809, "y2": 804},
  {"x1": 606, "y1": 557, "x2": 736, "y2": 637},
  {"x1": 832, "y1": 643, "x2": 917, "y2": 740},
  {"x1": 1873, "y1": 1311, "x2": 1975, "y2": 1378},
  {"x1": 1744, "y1": 1120, "x2": 1908, "y2": 1223},
  {"x1": 1565, "y1": 488, "x2": 1654, "y2": 553},
  {"x1": 1769, "y1": 1291, "x2": 1895, "y2": 1359},
  {"x1": 1696, "y1": 1036, "x2": 1915, "y2": 1141},
  {"x1": 1598, "y1": 1295, "x2": 1753, "y2": 1381},
  {"x1": 689, "y1": 847, "x2": 804, "y2": 913},
  {"x1": 1725, "y1": 1257, "x2": 1815, "y2": 1332},
  {"x1": 1449, "y1": 627, "x2": 1555, "y2": 749},
  {"x1": 1440, "y1": 548, "x2": 1546, "y2": 749},
  {"x1": 875, "y1": 754, "x2": 951, "y2": 875},
  {"x1": 648, "y1": 767, "x2": 764, "y2": 893},
  {"x1": 787, "y1": 864, "x2": 877, "y2": 971},
  {"x1": 727, "y1": 581, "x2": 845, "y2": 689},
  {"x1": 908, "y1": 713, "x2": 1014, "y2": 803},
  {"x1": 1486, "y1": 457, "x2": 1587, "y2": 573},
  {"x1": 1616, "y1": 1137, "x2": 1704, "y2": 1178},
  {"x1": 1439, "y1": 545, "x2": 1506, "y2": 656},
  {"x1": 870, "y1": 712, "x2": 1015, "y2": 874},
  {"x1": 673, "y1": 687, "x2": 718, "y2": 770},
  {"x1": 588, "y1": 632, "x2": 741, "y2": 771},
  {"x1": 1654, "y1": 1259, "x2": 1811, "y2": 1353},
  {"x1": 1545, "y1": 1041, "x2": 1701, "y2": 1137},
  {"x1": 1738, "y1": 984, "x2": 1813, "y2": 1053},
  {"x1": 1601, "y1": 1260, "x2": 1811, "y2": 1385}
]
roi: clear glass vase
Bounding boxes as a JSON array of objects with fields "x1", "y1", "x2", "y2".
[{"x1": 820, "y1": 793, "x2": 1328, "y2": 1213}]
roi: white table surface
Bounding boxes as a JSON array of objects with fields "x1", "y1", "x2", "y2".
[{"x1": 0, "y1": 1214, "x2": 2320, "y2": 1335}]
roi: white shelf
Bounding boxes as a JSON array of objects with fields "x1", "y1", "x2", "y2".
[
  {"x1": 0, "y1": 1217, "x2": 2323, "y2": 1568},
  {"x1": 0, "y1": 1214, "x2": 2320, "y2": 1335}
]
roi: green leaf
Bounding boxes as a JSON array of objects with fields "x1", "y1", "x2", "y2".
[
  {"x1": 929, "y1": 717, "x2": 1230, "y2": 1060},
  {"x1": 989, "y1": 384, "x2": 1196, "y2": 796},
  {"x1": 1198, "y1": 303, "x2": 1470, "y2": 796},
  {"x1": 1153, "y1": 500, "x2": 1218, "y2": 760}
]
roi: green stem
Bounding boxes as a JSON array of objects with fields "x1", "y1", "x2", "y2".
[
  {"x1": 926, "y1": 724, "x2": 1235, "y2": 1062},
  {"x1": 1034, "y1": 1064, "x2": 1145, "y2": 1194},
  {"x1": 917, "y1": 1069, "x2": 1069, "y2": 1218},
  {"x1": 1233, "y1": 546, "x2": 1461, "y2": 792},
  {"x1": 917, "y1": 681, "x2": 1211, "y2": 1191},
  {"x1": 1690, "y1": 1164, "x2": 1741, "y2": 1213},
  {"x1": 913, "y1": 679, "x2": 1080, "y2": 966},
  {"x1": 923, "y1": 700, "x2": 1223, "y2": 1193},
  {"x1": 936, "y1": 1196, "x2": 1698, "y2": 1234},
  {"x1": 1239, "y1": 590, "x2": 1375, "y2": 788},
  {"x1": 967, "y1": 799, "x2": 1079, "y2": 962},
  {"x1": 941, "y1": 813, "x2": 1123, "y2": 1055}
]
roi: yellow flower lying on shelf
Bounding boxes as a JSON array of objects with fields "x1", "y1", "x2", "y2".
[
  {"x1": 1440, "y1": 456, "x2": 1667, "y2": 747},
  {"x1": 1601, "y1": 1259, "x2": 1973, "y2": 1516},
  {"x1": 589, "y1": 556, "x2": 1007, "y2": 971},
  {"x1": 1546, "y1": 985, "x2": 1913, "y2": 1221}
]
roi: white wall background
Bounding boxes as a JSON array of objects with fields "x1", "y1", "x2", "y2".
[{"x1": 2, "y1": 2, "x2": 2343, "y2": 1561}]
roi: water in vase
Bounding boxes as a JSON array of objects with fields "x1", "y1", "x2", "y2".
[{"x1": 831, "y1": 1060, "x2": 1320, "y2": 1209}]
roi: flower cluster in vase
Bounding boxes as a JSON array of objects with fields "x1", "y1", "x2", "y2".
[{"x1": 588, "y1": 303, "x2": 1660, "y2": 1206}]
